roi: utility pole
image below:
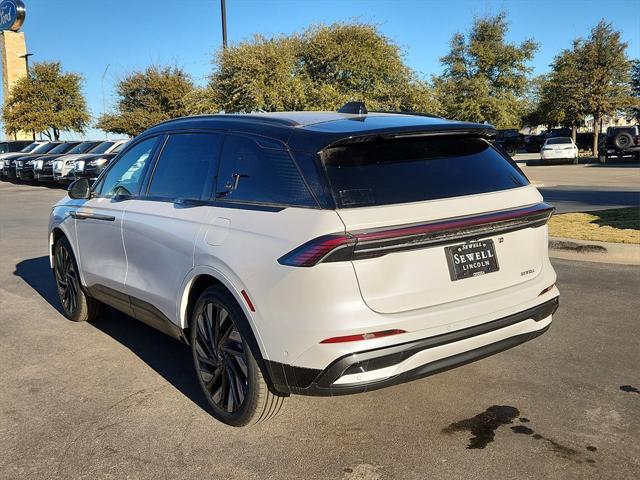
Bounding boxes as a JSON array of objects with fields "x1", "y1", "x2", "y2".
[
  {"x1": 19, "y1": 53, "x2": 35, "y2": 140},
  {"x1": 220, "y1": 0, "x2": 227, "y2": 49}
]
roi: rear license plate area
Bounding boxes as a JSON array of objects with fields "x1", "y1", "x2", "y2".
[{"x1": 445, "y1": 239, "x2": 499, "y2": 281}]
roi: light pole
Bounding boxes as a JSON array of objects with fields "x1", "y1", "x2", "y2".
[
  {"x1": 101, "y1": 64, "x2": 110, "y2": 140},
  {"x1": 220, "y1": 0, "x2": 227, "y2": 49},
  {"x1": 19, "y1": 53, "x2": 35, "y2": 140},
  {"x1": 19, "y1": 52, "x2": 33, "y2": 76}
]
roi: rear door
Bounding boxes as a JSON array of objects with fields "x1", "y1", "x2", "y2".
[
  {"x1": 122, "y1": 132, "x2": 223, "y2": 325},
  {"x1": 322, "y1": 135, "x2": 550, "y2": 314}
]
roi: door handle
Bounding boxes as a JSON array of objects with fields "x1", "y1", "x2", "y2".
[{"x1": 70, "y1": 211, "x2": 116, "y2": 221}]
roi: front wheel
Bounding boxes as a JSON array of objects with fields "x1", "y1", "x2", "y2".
[
  {"x1": 190, "y1": 286, "x2": 286, "y2": 427},
  {"x1": 53, "y1": 237, "x2": 101, "y2": 322}
]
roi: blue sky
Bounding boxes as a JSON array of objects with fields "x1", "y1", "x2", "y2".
[{"x1": 5, "y1": 0, "x2": 640, "y2": 140}]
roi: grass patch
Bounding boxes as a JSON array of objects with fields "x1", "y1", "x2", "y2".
[{"x1": 549, "y1": 207, "x2": 640, "y2": 244}]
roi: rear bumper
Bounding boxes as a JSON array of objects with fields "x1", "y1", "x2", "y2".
[
  {"x1": 266, "y1": 296, "x2": 558, "y2": 396},
  {"x1": 540, "y1": 151, "x2": 577, "y2": 160}
]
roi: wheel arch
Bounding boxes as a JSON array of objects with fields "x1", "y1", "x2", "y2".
[{"x1": 179, "y1": 269, "x2": 289, "y2": 397}]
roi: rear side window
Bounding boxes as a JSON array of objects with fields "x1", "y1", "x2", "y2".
[
  {"x1": 322, "y1": 136, "x2": 529, "y2": 208},
  {"x1": 216, "y1": 135, "x2": 316, "y2": 207},
  {"x1": 148, "y1": 133, "x2": 222, "y2": 200}
]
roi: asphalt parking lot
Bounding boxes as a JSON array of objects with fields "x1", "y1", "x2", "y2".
[
  {"x1": 1, "y1": 180, "x2": 639, "y2": 480},
  {"x1": 515, "y1": 154, "x2": 640, "y2": 213}
]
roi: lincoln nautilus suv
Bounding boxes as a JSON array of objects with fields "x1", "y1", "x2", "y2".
[{"x1": 48, "y1": 107, "x2": 559, "y2": 426}]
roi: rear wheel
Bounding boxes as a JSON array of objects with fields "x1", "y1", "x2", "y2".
[
  {"x1": 53, "y1": 237, "x2": 101, "y2": 322},
  {"x1": 190, "y1": 286, "x2": 285, "y2": 427}
]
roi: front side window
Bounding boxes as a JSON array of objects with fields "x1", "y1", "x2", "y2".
[
  {"x1": 147, "y1": 133, "x2": 222, "y2": 200},
  {"x1": 216, "y1": 135, "x2": 315, "y2": 207},
  {"x1": 97, "y1": 136, "x2": 159, "y2": 197}
]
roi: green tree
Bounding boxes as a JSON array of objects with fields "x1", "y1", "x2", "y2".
[
  {"x1": 209, "y1": 23, "x2": 437, "y2": 114},
  {"x1": 2, "y1": 61, "x2": 89, "y2": 140},
  {"x1": 577, "y1": 21, "x2": 633, "y2": 154},
  {"x1": 433, "y1": 12, "x2": 538, "y2": 128},
  {"x1": 530, "y1": 46, "x2": 586, "y2": 141},
  {"x1": 97, "y1": 66, "x2": 194, "y2": 136},
  {"x1": 629, "y1": 59, "x2": 640, "y2": 122}
]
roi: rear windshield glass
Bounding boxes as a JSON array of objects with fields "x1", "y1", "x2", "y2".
[
  {"x1": 546, "y1": 137, "x2": 572, "y2": 145},
  {"x1": 322, "y1": 136, "x2": 528, "y2": 208}
]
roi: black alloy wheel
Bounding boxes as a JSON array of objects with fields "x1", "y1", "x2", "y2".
[
  {"x1": 55, "y1": 242, "x2": 79, "y2": 315},
  {"x1": 190, "y1": 286, "x2": 286, "y2": 426},
  {"x1": 53, "y1": 237, "x2": 101, "y2": 322},
  {"x1": 193, "y1": 300, "x2": 249, "y2": 413}
]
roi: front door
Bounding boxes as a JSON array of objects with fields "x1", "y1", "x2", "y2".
[{"x1": 75, "y1": 136, "x2": 161, "y2": 314}]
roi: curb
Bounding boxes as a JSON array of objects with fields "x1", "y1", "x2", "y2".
[{"x1": 548, "y1": 236, "x2": 640, "y2": 265}]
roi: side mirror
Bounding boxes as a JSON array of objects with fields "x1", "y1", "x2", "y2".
[{"x1": 68, "y1": 177, "x2": 91, "y2": 199}]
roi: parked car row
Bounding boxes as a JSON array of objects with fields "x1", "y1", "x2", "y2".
[{"x1": 0, "y1": 139, "x2": 128, "y2": 184}]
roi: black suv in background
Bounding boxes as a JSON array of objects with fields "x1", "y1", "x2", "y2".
[
  {"x1": 16, "y1": 142, "x2": 80, "y2": 181},
  {"x1": 598, "y1": 126, "x2": 640, "y2": 164},
  {"x1": 71, "y1": 143, "x2": 128, "y2": 182},
  {"x1": 0, "y1": 140, "x2": 33, "y2": 154},
  {"x1": 34, "y1": 141, "x2": 101, "y2": 182},
  {"x1": 493, "y1": 129, "x2": 524, "y2": 156}
]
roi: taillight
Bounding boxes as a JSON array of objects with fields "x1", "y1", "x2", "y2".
[
  {"x1": 539, "y1": 284, "x2": 556, "y2": 296},
  {"x1": 278, "y1": 202, "x2": 554, "y2": 267},
  {"x1": 320, "y1": 329, "x2": 406, "y2": 344},
  {"x1": 277, "y1": 234, "x2": 356, "y2": 267}
]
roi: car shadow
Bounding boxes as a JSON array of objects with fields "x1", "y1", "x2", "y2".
[
  {"x1": 13, "y1": 256, "x2": 210, "y2": 413},
  {"x1": 14, "y1": 256, "x2": 62, "y2": 314}
]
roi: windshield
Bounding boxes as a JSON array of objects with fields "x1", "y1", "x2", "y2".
[
  {"x1": 67, "y1": 141, "x2": 101, "y2": 154},
  {"x1": 322, "y1": 136, "x2": 529, "y2": 208},
  {"x1": 19, "y1": 143, "x2": 39, "y2": 153},
  {"x1": 49, "y1": 143, "x2": 78, "y2": 154},
  {"x1": 32, "y1": 143, "x2": 60, "y2": 154},
  {"x1": 88, "y1": 141, "x2": 115, "y2": 154},
  {"x1": 111, "y1": 142, "x2": 127, "y2": 154},
  {"x1": 546, "y1": 137, "x2": 572, "y2": 145}
]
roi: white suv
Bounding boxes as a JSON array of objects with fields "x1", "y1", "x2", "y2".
[{"x1": 49, "y1": 110, "x2": 559, "y2": 427}]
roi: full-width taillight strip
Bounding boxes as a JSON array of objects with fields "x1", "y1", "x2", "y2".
[{"x1": 278, "y1": 202, "x2": 554, "y2": 267}]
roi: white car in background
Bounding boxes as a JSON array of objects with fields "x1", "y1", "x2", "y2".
[
  {"x1": 53, "y1": 140, "x2": 128, "y2": 183},
  {"x1": 540, "y1": 137, "x2": 579, "y2": 164}
]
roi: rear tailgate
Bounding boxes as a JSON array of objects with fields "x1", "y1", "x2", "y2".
[{"x1": 321, "y1": 134, "x2": 552, "y2": 314}]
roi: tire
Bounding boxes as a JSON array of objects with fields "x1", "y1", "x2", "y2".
[
  {"x1": 572, "y1": 156, "x2": 578, "y2": 165},
  {"x1": 53, "y1": 236, "x2": 101, "y2": 322},
  {"x1": 599, "y1": 154, "x2": 607, "y2": 164},
  {"x1": 613, "y1": 132, "x2": 633, "y2": 150},
  {"x1": 190, "y1": 285, "x2": 286, "y2": 427}
]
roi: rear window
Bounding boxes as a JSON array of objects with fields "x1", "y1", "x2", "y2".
[
  {"x1": 322, "y1": 136, "x2": 528, "y2": 208},
  {"x1": 546, "y1": 137, "x2": 572, "y2": 145}
]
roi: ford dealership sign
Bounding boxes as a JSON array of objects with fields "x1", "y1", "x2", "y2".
[{"x1": 0, "y1": 0, "x2": 25, "y2": 32}]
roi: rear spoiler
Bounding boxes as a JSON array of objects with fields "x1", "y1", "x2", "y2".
[{"x1": 324, "y1": 125, "x2": 497, "y2": 149}]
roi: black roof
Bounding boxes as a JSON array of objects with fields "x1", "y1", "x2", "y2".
[{"x1": 143, "y1": 111, "x2": 496, "y2": 153}]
